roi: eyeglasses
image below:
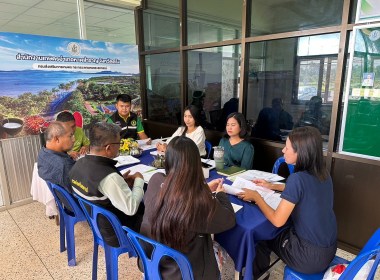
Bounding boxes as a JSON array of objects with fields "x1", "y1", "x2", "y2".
[{"x1": 104, "y1": 141, "x2": 123, "y2": 148}]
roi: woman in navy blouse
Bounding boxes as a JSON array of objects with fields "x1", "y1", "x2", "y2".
[{"x1": 237, "y1": 126, "x2": 337, "y2": 276}]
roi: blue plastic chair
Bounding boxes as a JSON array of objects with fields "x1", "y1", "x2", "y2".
[
  {"x1": 272, "y1": 156, "x2": 294, "y2": 175},
  {"x1": 122, "y1": 226, "x2": 194, "y2": 280},
  {"x1": 123, "y1": 227, "x2": 194, "y2": 280},
  {"x1": 46, "y1": 182, "x2": 86, "y2": 266},
  {"x1": 283, "y1": 228, "x2": 380, "y2": 280},
  {"x1": 205, "y1": 141, "x2": 212, "y2": 159},
  {"x1": 74, "y1": 195, "x2": 136, "y2": 280}
]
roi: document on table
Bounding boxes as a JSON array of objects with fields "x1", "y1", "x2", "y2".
[
  {"x1": 227, "y1": 170, "x2": 284, "y2": 182},
  {"x1": 120, "y1": 164, "x2": 156, "y2": 175},
  {"x1": 231, "y1": 203, "x2": 243, "y2": 213},
  {"x1": 150, "y1": 150, "x2": 165, "y2": 156},
  {"x1": 136, "y1": 139, "x2": 151, "y2": 145},
  {"x1": 114, "y1": 155, "x2": 140, "y2": 167},
  {"x1": 224, "y1": 177, "x2": 282, "y2": 210},
  {"x1": 120, "y1": 164, "x2": 166, "y2": 183},
  {"x1": 151, "y1": 137, "x2": 170, "y2": 145},
  {"x1": 142, "y1": 169, "x2": 166, "y2": 183}
]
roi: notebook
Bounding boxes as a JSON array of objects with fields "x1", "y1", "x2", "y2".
[{"x1": 217, "y1": 166, "x2": 246, "y2": 177}]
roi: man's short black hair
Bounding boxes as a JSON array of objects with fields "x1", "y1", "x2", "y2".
[
  {"x1": 56, "y1": 111, "x2": 75, "y2": 122},
  {"x1": 89, "y1": 122, "x2": 121, "y2": 150},
  {"x1": 116, "y1": 94, "x2": 131, "y2": 104}
]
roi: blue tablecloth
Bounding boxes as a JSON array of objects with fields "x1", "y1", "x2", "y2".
[{"x1": 119, "y1": 150, "x2": 290, "y2": 280}]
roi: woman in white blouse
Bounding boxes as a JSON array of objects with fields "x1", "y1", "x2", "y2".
[{"x1": 156, "y1": 105, "x2": 206, "y2": 156}]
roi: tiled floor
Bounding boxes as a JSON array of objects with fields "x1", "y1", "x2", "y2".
[{"x1": 0, "y1": 202, "x2": 359, "y2": 280}]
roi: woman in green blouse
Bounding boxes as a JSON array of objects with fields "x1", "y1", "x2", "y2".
[{"x1": 219, "y1": 113, "x2": 254, "y2": 170}]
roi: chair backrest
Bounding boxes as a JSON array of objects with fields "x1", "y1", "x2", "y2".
[
  {"x1": 340, "y1": 245, "x2": 380, "y2": 280},
  {"x1": 205, "y1": 141, "x2": 212, "y2": 159},
  {"x1": 74, "y1": 195, "x2": 133, "y2": 249},
  {"x1": 123, "y1": 226, "x2": 194, "y2": 280},
  {"x1": 272, "y1": 156, "x2": 294, "y2": 175},
  {"x1": 46, "y1": 181, "x2": 85, "y2": 220},
  {"x1": 359, "y1": 228, "x2": 380, "y2": 255}
]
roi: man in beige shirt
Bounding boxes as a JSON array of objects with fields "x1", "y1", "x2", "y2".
[{"x1": 69, "y1": 122, "x2": 144, "y2": 247}]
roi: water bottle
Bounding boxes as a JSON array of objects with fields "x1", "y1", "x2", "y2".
[{"x1": 213, "y1": 146, "x2": 225, "y2": 171}]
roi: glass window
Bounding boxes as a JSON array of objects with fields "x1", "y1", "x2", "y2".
[
  {"x1": 143, "y1": 0, "x2": 180, "y2": 50},
  {"x1": 187, "y1": 0, "x2": 242, "y2": 45},
  {"x1": 188, "y1": 45, "x2": 241, "y2": 131},
  {"x1": 251, "y1": 0, "x2": 344, "y2": 36},
  {"x1": 145, "y1": 52, "x2": 181, "y2": 124},
  {"x1": 0, "y1": 0, "x2": 80, "y2": 39},
  {"x1": 84, "y1": 2, "x2": 135, "y2": 44},
  {"x1": 246, "y1": 34, "x2": 340, "y2": 149}
]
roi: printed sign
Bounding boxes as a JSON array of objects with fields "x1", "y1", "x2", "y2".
[{"x1": 0, "y1": 32, "x2": 140, "y2": 138}]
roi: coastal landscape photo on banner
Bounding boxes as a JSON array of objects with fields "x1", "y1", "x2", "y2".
[{"x1": 0, "y1": 32, "x2": 140, "y2": 139}]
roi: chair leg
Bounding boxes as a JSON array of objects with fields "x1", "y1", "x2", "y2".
[
  {"x1": 92, "y1": 243, "x2": 99, "y2": 280},
  {"x1": 104, "y1": 245, "x2": 119, "y2": 280},
  {"x1": 65, "y1": 219, "x2": 76, "y2": 267},
  {"x1": 59, "y1": 211, "x2": 66, "y2": 253}
]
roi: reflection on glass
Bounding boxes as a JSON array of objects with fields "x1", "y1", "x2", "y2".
[
  {"x1": 143, "y1": 0, "x2": 180, "y2": 50},
  {"x1": 188, "y1": 45, "x2": 241, "y2": 131},
  {"x1": 0, "y1": 0, "x2": 80, "y2": 38},
  {"x1": 84, "y1": 2, "x2": 135, "y2": 44},
  {"x1": 145, "y1": 52, "x2": 181, "y2": 124},
  {"x1": 250, "y1": 0, "x2": 344, "y2": 36},
  {"x1": 349, "y1": 0, "x2": 358, "y2": 23},
  {"x1": 247, "y1": 34, "x2": 340, "y2": 146},
  {"x1": 187, "y1": 0, "x2": 242, "y2": 45},
  {"x1": 341, "y1": 27, "x2": 380, "y2": 158}
]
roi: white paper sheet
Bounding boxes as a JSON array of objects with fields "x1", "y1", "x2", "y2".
[
  {"x1": 151, "y1": 137, "x2": 170, "y2": 145},
  {"x1": 140, "y1": 144, "x2": 157, "y2": 151},
  {"x1": 143, "y1": 169, "x2": 166, "y2": 182},
  {"x1": 136, "y1": 139, "x2": 151, "y2": 145},
  {"x1": 223, "y1": 184, "x2": 243, "y2": 196},
  {"x1": 120, "y1": 164, "x2": 156, "y2": 175},
  {"x1": 150, "y1": 150, "x2": 165, "y2": 156},
  {"x1": 227, "y1": 170, "x2": 284, "y2": 182},
  {"x1": 231, "y1": 203, "x2": 243, "y2": 213},
  {"x1": 264, "y1": 193, "x2": 282, "y2": 210},
  {"x1": 231, "y1": 177, "x2": 275, "y2": 199},
  {"x1": 114, "y1": 155, "x2": 140, "y2": 167}
]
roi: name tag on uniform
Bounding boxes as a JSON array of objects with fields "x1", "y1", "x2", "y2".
[{"x1": 121, "y1": 126, "x2": 137, "y2": 130}]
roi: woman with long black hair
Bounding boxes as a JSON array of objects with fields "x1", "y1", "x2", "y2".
[
  {"x1": 141, "y1": 136, "x2": 236, "y2": 280},
  {"x1": 237, "y1": 126, "x2": 337, "y2": 276},
  {"x1": 156, "y1": 105, "x2": 206, "y2": 156}
]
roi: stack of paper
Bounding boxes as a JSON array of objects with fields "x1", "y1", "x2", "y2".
[
  {"x1": 120, "y1": 164, "x2": 166, "y2": 183},
  {"x1": 223, "y1": 177, "x2": 282, "y2": 210},
  {"x1": 227, "y1": 170, "x2": 284, "y2": 182},
  {"x1": 114, "y1": 155, "x2": 140, "y2": 168}
]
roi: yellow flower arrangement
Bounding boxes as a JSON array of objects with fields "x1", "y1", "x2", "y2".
[{"x1": 120, "y1": 138, "x2": 140, "y2": 154}]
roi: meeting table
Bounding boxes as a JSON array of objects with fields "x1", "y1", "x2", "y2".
[{"x1": 119, "y1": 149, "x2": 291, "y2": 280}]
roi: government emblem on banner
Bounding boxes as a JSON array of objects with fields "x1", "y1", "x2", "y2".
[{"x1": 67, "y1": 42, "x2": 81, "y2": 56}]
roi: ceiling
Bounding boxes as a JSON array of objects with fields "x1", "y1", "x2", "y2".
[{"x1": 0, "y1": 0, "x2": 136, "y2": 44}]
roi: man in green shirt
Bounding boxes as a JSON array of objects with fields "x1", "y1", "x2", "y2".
[
  {"x1": 107, "y1": 94, "x2": 151, "y2": 144},
  {"x1": 56, "y1": 111, "x2": 90, "y2": 160}
]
